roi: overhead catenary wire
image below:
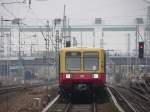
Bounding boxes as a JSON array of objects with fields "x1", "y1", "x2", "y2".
[
  {"x1": 39, "y1": 26, "x2": 55, "y2": 47},
  {"x1": 0, "y1": 0, "x2": 26, "y2": 17},
  {"x1": 1, "y1": 0, "x2": 26, "y2": 5},
  {"x1": 0, "y1": 0, "x2": 36, "y2": 23},
  {"x1": 1, "y1": 4, "x2": 17, "y2": 18},
  {"x1": 0, "y1": 1, "x2": 50, "y2": 30}
]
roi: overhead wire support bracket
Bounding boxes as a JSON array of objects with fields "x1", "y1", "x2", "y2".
[
  {"x1": 39, "y1": 26, "x2": 55, "y2": 47},
  {"x1": 1, "y1": 0, "x2": 26, "y2": 5},
  {"x1": 0, "y1": 0, "x2": 32, "y2": 18}
]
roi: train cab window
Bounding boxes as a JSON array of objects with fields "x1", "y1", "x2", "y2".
[
  {"x1": 83, "y1": 52, "x2": 99, "y2": 71},
  {"x1": 65, "y1": 52, "x2": 81, "y2": 71}
]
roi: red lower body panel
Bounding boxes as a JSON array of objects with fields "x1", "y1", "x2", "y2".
[{"x1": 59, "y1": 73, "x2": 105, "y2": 87}]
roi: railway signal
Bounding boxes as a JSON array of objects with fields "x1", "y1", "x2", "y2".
[
  {"x1": 65, "y1": 36, "x2": 71, "y2": 47},
  {"x1": 66, "y1": 41, "x2": 71, "y2": 47},
  {"x1": 138, "y1": 42, "x2": 144, "y2": 58}
]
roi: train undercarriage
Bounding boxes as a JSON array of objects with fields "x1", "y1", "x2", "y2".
[{"x1": 59, "y1": 82, "x2": 105, "y2": 100}]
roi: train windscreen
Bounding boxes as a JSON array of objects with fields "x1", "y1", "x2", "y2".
[
  {"x1": 83, "y1": 52, "x2": 99, "y2": 71},
  {"x1": 65, "y1": 52, "x2": 81, "y2": 71}
]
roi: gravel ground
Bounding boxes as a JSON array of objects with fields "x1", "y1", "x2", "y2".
[{"x1": 0, "y1": 85, "x2": 58, "y2": 112}]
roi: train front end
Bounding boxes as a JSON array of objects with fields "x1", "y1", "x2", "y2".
[{"x1": 59, "y1": 48, "x2": 106, "y2": 97}]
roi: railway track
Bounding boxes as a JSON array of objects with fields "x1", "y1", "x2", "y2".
[
  {"x1": 43, "y1": 89, "x2": 112, "y2": 112},
  {"x1": 0, "y1": 85, "x2": 24, "y2": 94},
  {"x1": 108, "y1": 86, "x2": 134, "y2": 112},
  {"x1": 45, "y1": 98, "x2": 112, "y2": 112},
  {"x1": 108, "y1": 85, "x2": 150, "y2": 112},
  {"x1": 0, "y1": 81, "x2": 58, "y2": 95},
  {"x1": 119, "y1": 86, "x2": 150, "y2": 103},
  {"x1": 118, "y1": 86, "x2": 150, "y2": 112},
  {"x1": 44, "y1": 98, "x2": 97, "y2": 112}
]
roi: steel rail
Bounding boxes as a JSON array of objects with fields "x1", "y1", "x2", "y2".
[
  {"x1": 0, "y1": 85, "x2": 24, "y2": 94},
  {"x1": 108, "y1": 86, "x2": 137, "y2": 112},
  {"x1": 0, "y1": 82, "x2": 58, "y2": 95},
  {"x1": 64, "y1": 103, "x2": 71, "y2": 112},
  {"x1": 42, "y1": 95, "x2": 60, "y2": 112},
  {"x1": 93, "y1": 103, "x2": 96, "y2": 112},
  {"x1": 107, "y1": 87, "x2": 125, "y2": 112},
  {"x1": 68, "y1": 104, "x2": 93, "y2": 112},
  {"x1": 129, "y1": 88, "x2": 150, "y2": 102},
  {"x1": 66, "y1": 103, "x2": 96, "y2": 112},
  {"x1": 115, "y1": 85, "x2": 150, "y2": 112},
  {"x1": 117, "y1": 85, "x2": 150, "y2": 102}
]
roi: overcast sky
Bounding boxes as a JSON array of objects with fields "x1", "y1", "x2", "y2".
[
  {"x1": 28, "y1": 0, "x2": 148, "y2": 24},
  {"x1": 0, "y1": 0, "x2": 148, "y2": 24},
  {"x1": 0, "y1": 0, "x2": 149, "y2": 54}
]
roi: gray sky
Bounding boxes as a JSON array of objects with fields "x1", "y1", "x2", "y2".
[
  {"x1": 31, "y1": 0, "x2": 148, "y2": 24},
  {"x1": 0, "y1": 0, "x2": 149, "y2": 54},
  {"x1": 0, "y1": 0, "x2": 148, "y2": 24}
]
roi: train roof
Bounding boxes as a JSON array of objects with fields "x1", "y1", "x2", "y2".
[{"x1": 60, "y1": 47, "x2": 104, "y2": 52}]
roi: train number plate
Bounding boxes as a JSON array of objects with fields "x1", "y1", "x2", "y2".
[{"x1": 80, "y1": 75, "x2": 85, "y2": 78}]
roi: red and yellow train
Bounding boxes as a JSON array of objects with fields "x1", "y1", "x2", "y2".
[{"x1": 59, "y1": 48, "x2": 106, "y2": 98}]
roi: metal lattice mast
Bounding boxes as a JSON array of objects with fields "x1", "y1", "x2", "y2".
[
  {"x1": 0, "y1": 16, "x2": 4, "y2": 57},
  {"x1": 147, "y1": 6, "x2": 150, "y2": 56},
  {"x1": 63, "y1": 5, "x2": 67, "y2": 47}
]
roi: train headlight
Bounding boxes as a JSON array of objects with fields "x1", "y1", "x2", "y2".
[
  {"x1": 93, "y1": 74, "x2": 99, "y2": 79},
  {"x1": 66, "y1": 74, "x2": 71, "y2": 79}
]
